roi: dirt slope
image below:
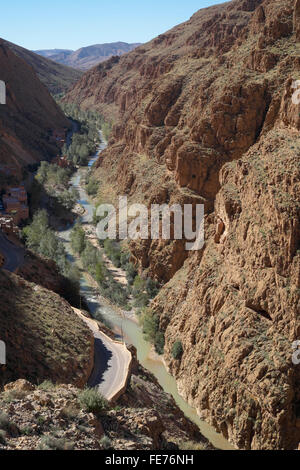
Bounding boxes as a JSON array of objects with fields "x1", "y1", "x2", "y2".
[
  {"x1": 2, "y1": 39, "x2": 82, "y2": 94},
  {"x1": 0, "y1": 269, "x2": 94, "y2": 387},
  {"x1": 0, "y1": 41, "x2": 70, "y2": 170}
]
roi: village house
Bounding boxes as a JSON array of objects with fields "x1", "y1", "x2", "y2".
[
  {"x1": 5, "y1": 186, "x2": 27, "y2": 203},
  {"x1": 50, "y1": 128, "x2": 67, "y2": 148},
  {"x1": 52, "y1": 154, "x2": 71, "y2": 169},
  {"x1": 2, "y1": 185, "x2": 29, "y2": 224},
  {"x1": 0, "y1": 165, "x2": 20, "y2": 178},
  {"x1": 0, "y1": 215, "x2": 19, "y2": 236}
]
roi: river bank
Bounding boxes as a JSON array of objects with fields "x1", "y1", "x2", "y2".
[{"x1": 57, "y1": 131, "x2": 234, "y2": 451}]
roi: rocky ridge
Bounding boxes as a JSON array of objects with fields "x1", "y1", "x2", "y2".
[
  {"x1": 0, "y1": 41, "x2": 70, "y2": 170},
  {"x1": 2, "y1": 38, "x2": 82, "y2": 94},
  {"x1": 0, "y1": 366, "x2": 211, "y2": 450}
]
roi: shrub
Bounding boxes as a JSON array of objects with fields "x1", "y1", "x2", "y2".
[
  {"x1": 23, "y1": 211, "x2": 80, "y2": 305},
  {"x1": 146, "y1": 278, "x2": 159, "y2": 298},
  {"x1": 102, "y1": 121, "x2": 112, "y2": 141},
  {"x1": 36, "y1": 161, "x2": 71, "y2": 188},
  {"x1": 38, "y1": 380, "x2": 56, "y2": 391},
  {"x1": 172, "y1": 341, "x2": 183, "y2": 360},
  {"x1": 58, "y1": 102, "x2": 101, "y2": 166},
  {"x1": 142, "y1": 310, "x2": 165, "y2": 355},
  {"x1": 71, "y1": 223, "x2": 86, "y2": 254},
  {"x1": 75, "y1": 237, "x2": 128, "y2": 308},
  {"x1": 0, "y1": 413, "x2": 11, "y2": 432},
  {"x1": 0, "y1": 430, "x2": 6, "y2": 446},
  {"x1": 86, "y1": 178, "x2": 99, "y2": 196},
  {"x1": 120, "y1": 250, "x2": 130, "y2": 268},
  {"x1": 133, "y1": 292, "x2": 150, "y2": 309},
  {"x1": 78, "y1": 388, "x2": 108, "y2": 414},
  {"x1": 39, "y1": 435, "x2": 75, "y2": 451},
  {"x1": 132, "y1": 275, "x2": 146, "y2": 296},
  {"x1": 142, "y1": 311, "x2": 159, "y2": 343},
  {"x1": 57, "y1": 188, "x2": 79, "y2": 210},
  {"x1": 125, "y1": 263, "x2": 138, "y2": 285},
  {"x1": 60, "y1": 405, "x2": 79, "y2": 420},
  {"x1": 2, "y1": 390, "x2": 27, "y2": 403},
  {"x1": 154, "y1": 331, "x2": 165, "y2": 355},
  {"x1": 104, "y1": 240, "x2": 121, "y2": 267},
  {"x1": 100, "y1": 435, "x2": 112, "y2": 450},
  {"x1": 0, "y1": 413, "x2": 18, "y2": 437},
  {"x1": 131, "y1": 275, "x2": 159, "y2": 307},
  {"x1": 81, "y1": 243, "x2": 101, "y2": 272},
  {"x1": 95, "y1": 262, "x2": 106, "y2": 284},
  {"x1": 20, "y1": 426, "x2": 33, "y2": 436}
]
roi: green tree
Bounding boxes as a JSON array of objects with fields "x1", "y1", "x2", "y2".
[
  {"x1": 86, "y1": 178, "x2": 99, "y2": 196},
  {"x1": 172, "y1": 341, "x2": 183, "y2": 360},
  {"x1": 95, "y1": 262, "x2": 106, "y2": 284},
  {"x1": 71, "y1": 224, "x2": 86, "y2": 254},
  {"x1": 58, "y1": 188, "x2": 79, "y2": 210}
]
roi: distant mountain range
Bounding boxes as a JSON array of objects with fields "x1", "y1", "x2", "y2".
[{"x1": 34, "y1": 42, "x2": 142, "y2": 70}]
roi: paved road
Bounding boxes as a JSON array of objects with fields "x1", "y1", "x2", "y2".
[
  {"x1": 0, "y1": 231, "x2": 24, "y2": 272},
  {"x1": 73, "y1": 308, "x2": 131, "y2": 401}
]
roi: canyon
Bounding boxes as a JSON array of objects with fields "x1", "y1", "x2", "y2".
[
  {"x1": 64, "y1": 0, "x2": 300, "y2": 450},
  {"x1": 0, "y1": 0, "x2": 299, "y2": 452},
  {"x1": 0, "y1": 36, "x2": 210, "y2": 451}
]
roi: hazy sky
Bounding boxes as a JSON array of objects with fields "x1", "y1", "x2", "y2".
[{"x1": 1, "y1": 0, "x2": 226, "y2": 50}]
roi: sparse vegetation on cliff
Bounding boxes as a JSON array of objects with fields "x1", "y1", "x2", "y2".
[
  {"x1": 0, "y1": 355, "x2": 209, "y2": 451},
  {"x1": 78, "y1": 388, "x2": 108, "y2": 414},
  {"x1": 172, "y1": 341, "x2": 183, "y2": 360},
  {"x1": 86, "y1": 175, "x2": 99, "y2": 196}
]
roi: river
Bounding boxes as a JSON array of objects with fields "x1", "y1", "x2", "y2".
[{"x1": 58, "y1": 132, "x2": 233, "y2": 451}]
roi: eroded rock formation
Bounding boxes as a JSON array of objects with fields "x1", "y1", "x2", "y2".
[{"x1": 64, "y1": 0, "x2": 300, "y2": 449}]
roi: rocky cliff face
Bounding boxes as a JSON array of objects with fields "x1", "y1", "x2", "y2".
[
  {"x1": 0, "y1": 42, "x2": 70, "y2": 171},
  {"x1": 64, "y1": 0, "x2": 300, "y2": 449},
  {"x1": 0, "y1": 365, "x2": 212, "y2": 451}
]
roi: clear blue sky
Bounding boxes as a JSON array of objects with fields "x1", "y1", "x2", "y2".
[{"x1": 1, "y1": 0, "x2": 226, "y2": 51}]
